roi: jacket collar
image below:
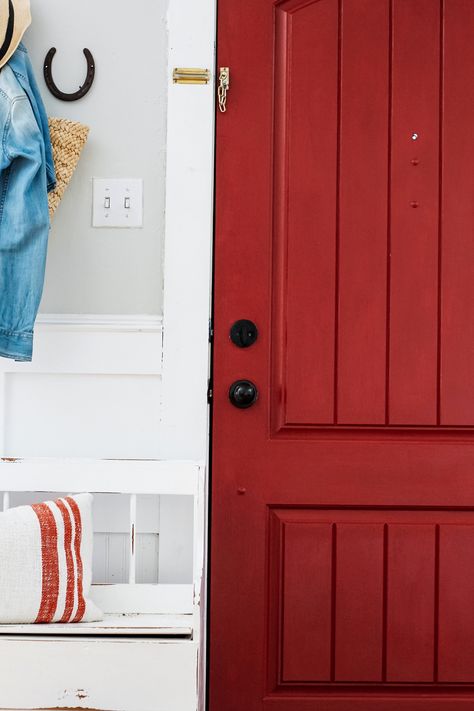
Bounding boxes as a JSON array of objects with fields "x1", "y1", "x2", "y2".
[
  {"x1": 7, "y1": 41, "x2": 28, "y2": 76},
  {"x1": 7, "y1": 42, "x2": 56, "y2": 192}
]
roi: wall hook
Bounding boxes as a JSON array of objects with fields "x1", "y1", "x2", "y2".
[{"x1": 44, "y1": 48, "x2": 95, "y2": 102}]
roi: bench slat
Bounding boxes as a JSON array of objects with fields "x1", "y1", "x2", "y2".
[
  {"x1": 0, "y1": 458, "x2": 203, "y2": 496},
  {"x1": 0, "y1": 614, "x2": 193, "y2": 637}
]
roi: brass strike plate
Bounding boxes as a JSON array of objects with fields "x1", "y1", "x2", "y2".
[{"x1": 173, "y1": 68, "x2": 211, "y2": 85}]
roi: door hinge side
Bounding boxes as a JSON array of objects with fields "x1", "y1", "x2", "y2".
[
  {"x1": 209, "y1": 319, "x2": 214, "y2": 343},
  {"x1": 207, "y1": 379, "x2": 213, "y2": 404}
]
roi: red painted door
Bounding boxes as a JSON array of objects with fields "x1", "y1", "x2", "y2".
[{"x1": 210, "y1": 1, "x2": 474, "y2": 709}]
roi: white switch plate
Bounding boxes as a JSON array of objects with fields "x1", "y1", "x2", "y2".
[{"x1": 92, "y1": 178, "x2": 144, "y2": 228}]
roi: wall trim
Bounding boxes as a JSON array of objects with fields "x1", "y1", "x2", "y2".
[
  {"x1": 0, "y1": 314, "x2": 163, "y2": 376},
  {"x1": 36, "y1": 314, "x2": 163, "y2": 333}
]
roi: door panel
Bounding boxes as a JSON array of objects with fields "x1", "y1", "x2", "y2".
[
  {"x1": 268, "y1": 510, "x2": 474, "y2": 690},
  {"x1": 272, "y1": 0, "x2": 474, "y2": 431},
  {"x1": 386, "y1": 524, "x2": 436, "y2": 682},
  {"x1": 337, "y1": 0, "x2": 390, "y2": 425},
  {"x1": 388, "y1": 0, "x2": 440, "y2": 426},
  {"x1": 281, "y1": 523, "x2": 333, "y2": 682},
  {"x1": 334, "y1": 523, "x2": 385, "y2": 682},
  {"x1": 438, "y1": 525, "x2": 474, "y2": 681},
  {"x1": 212, "y1": 0, "x2": 474, "y2": 709},
  {"x1": 282, "y1": 0, "x2": 339, "y2": 425},
  {"x1": 440, "y1": 0, "x2": 474, "y2": 425}
]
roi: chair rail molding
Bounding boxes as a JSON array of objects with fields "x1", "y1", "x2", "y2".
[{"x1": 35, "y1": 313, "x2": 163, "y2": 332}]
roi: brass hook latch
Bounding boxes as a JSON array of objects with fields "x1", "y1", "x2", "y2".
[{"x1": 218, "y1": 67, "x2": 230, "y2": 113}]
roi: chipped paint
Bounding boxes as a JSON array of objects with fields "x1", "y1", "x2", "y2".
[
  {"x1": 57, "y1": 687, "x2": 90, "y2": 705},
  {"x1": 14, "y1": 706, "x2": 105, "y2": 711},
  {"x1": 28, "y1": 707, "x2": 104, "y2": 710}
]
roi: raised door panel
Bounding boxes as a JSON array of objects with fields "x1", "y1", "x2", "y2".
[
  {"x1": 440, "y1": 0, "x2": 474, "y2": 426},
  {"x1": 272, "y1": 0, "x2": 474, "y2": 432},
  {"x1": 270, "y1": 509, "x2": 474, "y2": 691},
  {"x1": 278, "y1": 0, "x2": 340, "y2": 426}
]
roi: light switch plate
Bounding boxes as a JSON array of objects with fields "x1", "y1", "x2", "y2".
[{"x1": 92, "y1": 178, "x2": 144, "y2": 228}]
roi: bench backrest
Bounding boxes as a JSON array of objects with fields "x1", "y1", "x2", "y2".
[{"x1": 0, "y1": 457, "x2": 205, "y2": 615}]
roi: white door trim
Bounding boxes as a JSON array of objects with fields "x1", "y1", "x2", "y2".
[
  {"x1": 161, "y1": 4, "x2": 217, "y2": 710},
  {"x1": 161, "y1": 0, "x2": 217, "y2": 462}
]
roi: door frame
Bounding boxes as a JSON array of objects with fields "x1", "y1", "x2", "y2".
[
  {"x1": 161, "y1": 1, "x2": 216, "y2": 462},
  {"x1": 161, "y1": 2, "x2": 217, "y2": 709}
]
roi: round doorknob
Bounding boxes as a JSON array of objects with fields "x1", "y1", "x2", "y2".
[{"x1": 229, "y1": 380, "x2": 258, "y2": 409}]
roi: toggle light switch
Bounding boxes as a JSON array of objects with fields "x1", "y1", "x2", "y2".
[{"x1": 93, "y1": 178, "x2": 143, "y2": 228}]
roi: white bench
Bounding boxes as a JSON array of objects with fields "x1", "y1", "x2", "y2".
[{"x1": 0, "y1": 457, "x2": 205, "y2": 711}]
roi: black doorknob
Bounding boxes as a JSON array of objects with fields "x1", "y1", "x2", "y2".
[{"x1": 229, "y1": 380, "x2": 258, "y2": 409}]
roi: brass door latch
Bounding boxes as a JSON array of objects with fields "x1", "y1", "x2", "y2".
[
  {"x1": 218, "y1": 67, "x2": 230, "y2": 113},
  {"x1": 172, "y1": 68, "x2": 210, "y2": 85}
]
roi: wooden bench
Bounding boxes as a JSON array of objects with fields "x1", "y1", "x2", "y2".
[{"x1": 0, "y1": 457, "x2": 205, "y2": 711}]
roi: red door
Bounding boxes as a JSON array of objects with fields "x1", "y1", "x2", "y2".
[{"x1": 210, "y1": 1, "x2": 474, "y2": 709}]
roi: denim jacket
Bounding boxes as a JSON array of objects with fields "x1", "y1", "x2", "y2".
[{"x1": 0, "y1": 43, "x2": 56, "y2": 362}]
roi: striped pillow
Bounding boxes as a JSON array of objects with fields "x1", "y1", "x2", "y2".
[{"x1": 0, "y1": 493, "x2": 103, "y2": 624}]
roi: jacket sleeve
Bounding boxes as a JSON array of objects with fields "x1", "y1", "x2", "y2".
[{"x1": 0, "y1": 96, "x2": 50, "y2": 361}]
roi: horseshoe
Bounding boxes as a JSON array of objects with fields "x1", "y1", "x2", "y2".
[{"x1": 44, "y1": 48, "x2": 95, "y2": 102}]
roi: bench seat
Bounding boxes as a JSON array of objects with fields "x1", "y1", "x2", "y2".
[
  {"x1": 0, "y1": 613, "x2": 193, "y2": 637},
  {"x1": 0, "y1": 458, "x2": 205, "y2": 711}
]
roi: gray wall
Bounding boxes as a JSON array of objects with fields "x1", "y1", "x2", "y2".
[{"x1": 25, "y1": 0, "x2": 168, "y2": 314}]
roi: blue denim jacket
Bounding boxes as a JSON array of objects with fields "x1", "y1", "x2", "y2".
[{"x1": 0, "y1": 43, "x2": 56, "y2": 361}]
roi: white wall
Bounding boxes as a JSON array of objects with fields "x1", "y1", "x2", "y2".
[{"x1": 25, "y1": 0, "x2": 168, "y2": 315}]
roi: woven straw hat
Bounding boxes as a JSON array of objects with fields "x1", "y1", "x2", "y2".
[
  {"x1": 48, "y1": 118, "x2": 90, "y2": 218},
  {"x1": 0, "y1": 0, "x2": 31, "y2": 69}
]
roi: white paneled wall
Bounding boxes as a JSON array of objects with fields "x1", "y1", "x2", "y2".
[
  {"x1": 5, "y1": 374, "x2": 162, "y2": 459},
  {"x1": 0, "y1": 315, "x2": 162, "y2": 455},
  {"x1": 93, "y1": 495, "x2": 162, "y2": 585}
]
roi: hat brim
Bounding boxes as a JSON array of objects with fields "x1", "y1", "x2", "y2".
[{"x1": 0, "y1": 0, "x2": 31, "y2": 70}]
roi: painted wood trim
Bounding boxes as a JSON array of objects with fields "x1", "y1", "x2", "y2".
[
  {"x1": 90, "y1": 584, "x2": 194, "y2": 615},
  {"x1": 36, "y1": 314, "x2": 163, "y2": 332},
  {"x1": 0, "y1": 458, "x2": 203, "y2": 495},
  {"x1": 0, "y1": 613, "x2": 193, "y2": 637},
  {"x1": 193, "y1": 464, "x2": 206, "y2": 601},
  {"x1": 0, "y1": 637, "x2": 199, "y2": 711},
  {"x1": 0, "y1": 372, "x2": 5, "y2": 457},
  {"x1": 0, "y1": 314, "x2": 163, "y2": 376},
  {"x1": 161, "y1": 0, "x2": 215, "y2": 462},
  {"x1": 161, "y1": 4, "x2": 217, "y2": 709}
]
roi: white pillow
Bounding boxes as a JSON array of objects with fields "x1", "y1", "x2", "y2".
[{"x1": 0, "y1": 493, "x2": 103, "y2": 624}]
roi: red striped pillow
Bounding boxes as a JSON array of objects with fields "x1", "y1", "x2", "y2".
[{"x1": 0, "y1": 493, "x2": 103, "y2": 624}]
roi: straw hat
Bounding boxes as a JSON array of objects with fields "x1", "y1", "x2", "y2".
[
  {"x1": 0, "y1": 0, "x2": 31, "y2": 70},
  {"x1": 48, "y1": 118, "x2": 90, "y2": 218}
]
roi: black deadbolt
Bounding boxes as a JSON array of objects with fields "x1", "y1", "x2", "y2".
[
  {"x1": 230, "y1": 320, "x2": 258, "y2": 348},
  {"x1": 229, "y1": 380, "x2": 258, "y2": 409}
]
